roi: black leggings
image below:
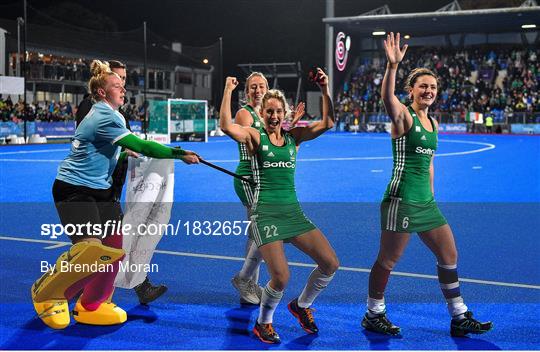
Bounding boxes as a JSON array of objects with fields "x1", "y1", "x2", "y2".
[{"x1": 52, "y1": 179, "x2": 123, "y2": 243}]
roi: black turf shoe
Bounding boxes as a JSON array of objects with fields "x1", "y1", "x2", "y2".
[
  {"x1": 361, "y1": 311, "x2": 401, "y2": 336},
  {"x1": 134, "y1": 276, "x2": 168, "y2": 305},
  {"x1": 288, "y1": 298, "x2": 319, "y2": 334},
  {"x1": 450, "y1": 311, "x2": 493, "y2": 337},
  {"x1": 253, "y1": 322, "x2": 281, "y2": 344}
]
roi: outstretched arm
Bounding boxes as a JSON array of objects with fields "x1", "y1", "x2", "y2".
[
  {"x1": 290, "y1": 69, "x2": 334, "y2": 144},
  {"x1": 115, "y1": 134, "x2": 199, "y2": 164},
  {"x1": 382, "y1": 32, "x2": 409, "y2": 134},
  {"x1": 219, "y1": 77, "x2": 259, "y2": 146}
]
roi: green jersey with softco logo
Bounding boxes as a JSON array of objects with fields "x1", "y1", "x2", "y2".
[
  {"x1": 235, "y1": 105, "x2": 264, "y2": 176},
  {"x1": 252, "y1": 129, "x2": 297, "y2": 204},
  {"x1": 383, "y1": 106, "x2": 438, "y2": 203}
]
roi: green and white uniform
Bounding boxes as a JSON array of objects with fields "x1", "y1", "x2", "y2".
[
  {"x1": 250, "y1": 129, "x2": 316, "y2": 247},
  {"x1": 381, "y1": 106, "x2": 447, "y2": 233},
  {"x1": 234, "y1": 105, "x2": 264, "y2": 206}
]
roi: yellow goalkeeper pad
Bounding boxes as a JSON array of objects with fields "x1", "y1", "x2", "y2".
[{"x1": 31, "y1": 241, "x2": 124, "y2": 302}]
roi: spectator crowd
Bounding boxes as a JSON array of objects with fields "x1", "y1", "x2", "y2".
[
  {"x1": 0, "y1": 96, "x2": 146, "y2": 123},
  {"x1": 336, "y1": 46, "x2": 540, "y2": 124},
  {"x1": 26, "y1": 57, "x2": 143, "y2": 88}
]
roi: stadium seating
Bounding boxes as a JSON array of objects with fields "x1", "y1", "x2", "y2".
[{"x1": 336, "y1": 47, "x2": 540, "y2": 125}]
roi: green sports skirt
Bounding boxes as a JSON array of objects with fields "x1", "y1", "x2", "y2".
[
  {"x1": 381, "y1": 198, "x2": 447, "y2": 233},
  {"x1": 249, "y1": 202, "x2": 316, "y2": 247}
]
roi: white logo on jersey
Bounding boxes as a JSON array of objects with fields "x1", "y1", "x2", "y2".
[
  {"x1": 267, "y1": 152, "x2": 275, "y2": 157},
  {"x1": 262, "y1": 161, "x2": 295, "y2": 169},
  {"x1": 255, "y1": 122, "x2": 261, "y2": 127},
  {"x1": 289, "y1": 148, "x2": 294, "y2": 156},
  {"x1": 415, "y1": 146, "x2": 434, "y2": 155},
  {"x1": 262, "y1": 145, "x2": 268, "y2": 151},
  {"x1": 415, "y1": 126, "x2": 421, "y2": 132},
  {"x1": 421, "y1": 135, "x2": 427, "y2": 141},
  {"x1": 72, "y1": 140, "x2": 80, "y2": 149}
]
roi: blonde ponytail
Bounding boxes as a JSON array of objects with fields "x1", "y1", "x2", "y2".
[{"x1": 88, "y1": 60, "x2": 116, "y2": 101}]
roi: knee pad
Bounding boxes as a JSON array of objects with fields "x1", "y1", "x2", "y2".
[{"x1": 32, "y1": 241, "x2": 124, "y2": 302}]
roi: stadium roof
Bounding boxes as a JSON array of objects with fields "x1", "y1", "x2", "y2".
[
  {"x1": 0, "y1": 18, "x2": 209, "y2": 70},
  {"x1": 323, "y1": 6, "x2": 540, "y2": 37}
]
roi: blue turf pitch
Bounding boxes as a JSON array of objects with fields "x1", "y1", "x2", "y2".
[{"x1": 0, "y1": 132, "x2": 539, "y2": 350}]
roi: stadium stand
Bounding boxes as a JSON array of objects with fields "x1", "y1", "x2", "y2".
[{"x1": 336, "y1": 46, "x2": 540, "y2": 127}]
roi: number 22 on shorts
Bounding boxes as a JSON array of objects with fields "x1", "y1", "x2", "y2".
[{"x1": 264, "y1": 225, "x2": 279, "y2": 238}]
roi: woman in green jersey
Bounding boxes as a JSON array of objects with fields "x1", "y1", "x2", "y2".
[
  {"x1": 230, "y1": 72, "x2": 269, "y2": 305},
  {"x1": 361, "y1": 32, "x2": 492, "y2": 337},
  {"x1": 220, "y1": 69, "x2": 339, "y2": 344},
  {"x1": 231, "y1": 72, "x2": 305, "y2": 305}
]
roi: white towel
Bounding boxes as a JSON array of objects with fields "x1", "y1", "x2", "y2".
[{"x1": 114, "y1": 156, "x2": 175, "y2": 289}]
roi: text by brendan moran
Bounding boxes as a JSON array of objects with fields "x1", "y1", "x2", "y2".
[{"x1": 41, "y1": 261, "x2": 158, "y2": 275}]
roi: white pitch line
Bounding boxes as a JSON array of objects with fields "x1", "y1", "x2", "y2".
[
  {"x1": 0, "y1": 159, "x2": 65, "y2": 163},
  {"x1": 1, "y1": 235, "x2": 537, "y2": 290},
  {"x1": 473, "y1": 166, "x2": 483, "y2": 169},
  {"x1": 0, "y1": 138, "x2": 496, "y2": 163},
  {"x1": 0, "y1": 142, "x2": 496, "y2": 164},
  {"x1": 44, "y1": 243, "x2": 71, "y2": 249},
  {"x1": 0, "y1": 148, "x2": 69, "y2": 155},
  {"x1": 371, "y1": 169, "x2": 384, "y2": 173},
  {"x1": 0, "y1": 236, "x2": 67, "y2": 245}
]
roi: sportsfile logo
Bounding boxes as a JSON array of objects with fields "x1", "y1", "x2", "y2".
[
  {"x1": 262, "y1": 161, "x2": 295, "y2": 168},
  {"x1": 415, "y1": 146, "x2": 435, "y2": 155}
]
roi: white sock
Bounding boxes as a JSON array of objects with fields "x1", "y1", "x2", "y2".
[
  {"x1": 448, "y1": 297, "x2": 468, "y2": 320},
  {"x1": 297, "y1": 267, "x2": 335, "y2": 308},
  {"x1": 257, "y1": 283, "x2": 283, "y2": 324},
  {"x1": 238, "y1": 238, "x2": 262, "y2": 280},
  {"x1": 367, "y1": 297, "x2": 386, "y2": 317}
]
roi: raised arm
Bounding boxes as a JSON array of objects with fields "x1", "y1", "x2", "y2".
[
  {"x1": 290, "y1": 69, "x2": 334, "y2": 144},
  {"x1": 235, "y1": 107, "x2": 255, "y2": 127},
  {"x1": 219, "y1": 77, "x2": 259, "y2": 145},
  {"x1": 288, "y1": 101, "x2": 305, "y2": 129},
  {"x1": 382, "y1": 32, "x2": 409, "y2": 133}
]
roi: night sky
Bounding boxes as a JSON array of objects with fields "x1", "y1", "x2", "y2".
[
  {"x1": 1, "y1": 1, "x2": 457, "y2": 71},
  {"x1": 0, "y1": 0, "x2": 519, "y2": 93}
]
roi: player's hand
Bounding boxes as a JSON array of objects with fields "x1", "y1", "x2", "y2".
[
  {"x1": 383, "y1": 32, "x2": 408, "y2": 65},
  {"x1": 225, "y1": 77, "x2": 239, "y2": 91},
  {"x1": 315, "y1": 69, "x2": 330, "y2": 96},
  {"x1": 126, "y1": 149, "x2": 139, "y2": 158},
  {"x1": 290, "y1": 101, "x2": 305, "y2": 127},
  {"x1": 180, "y1": 150, "x2": 200, "y2": 164}
]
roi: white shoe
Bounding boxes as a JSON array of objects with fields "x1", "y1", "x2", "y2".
[{"x1": 231, "y1": 274, "x2": 261, "y2": 305}]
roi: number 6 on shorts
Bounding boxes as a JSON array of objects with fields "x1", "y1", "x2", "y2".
[{"x1": 402, "y1": 216, "x2": 409, "y2": 229}]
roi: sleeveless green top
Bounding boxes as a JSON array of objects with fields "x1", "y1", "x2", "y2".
[
  {"x1": 383, "y1": 106, "x2": 437, "y2": 203},
  {"x1": 252, "y1": 129, "x2": 298, "y2": 204},
  {"x1": 235, "y1": 105, "x2": 264, "y2": 176}
]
